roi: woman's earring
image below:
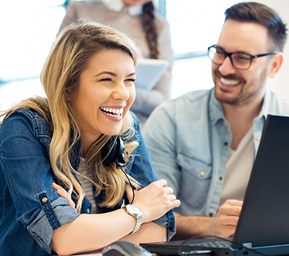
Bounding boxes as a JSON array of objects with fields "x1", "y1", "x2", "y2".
[{"x1": 66, "y1": 90, "x2": 71, "y2": 101}]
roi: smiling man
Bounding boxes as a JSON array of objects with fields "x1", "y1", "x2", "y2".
[{"x1": 143, "y1": 2, "x2": 288, "y2": 239}]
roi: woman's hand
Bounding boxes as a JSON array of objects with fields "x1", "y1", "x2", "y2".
[
  {"x1": 126, "y1": 179, "x2": 181, "y2": 223},
  {"x1": 52, "y1": 182, "x2": 77, "y2": 213}
]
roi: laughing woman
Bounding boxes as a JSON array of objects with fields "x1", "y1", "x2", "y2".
[{"x1": 0, "y1": 21, "x2": 180, "y2": 256}]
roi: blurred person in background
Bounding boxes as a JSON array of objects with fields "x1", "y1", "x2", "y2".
[{"x1": 59, "y1": 0, "x2": 174, "y2": 127}]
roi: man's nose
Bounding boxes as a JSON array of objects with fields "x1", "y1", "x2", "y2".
[{"x1": 218, "y1": 56, "x2": 236, "y2": 76}]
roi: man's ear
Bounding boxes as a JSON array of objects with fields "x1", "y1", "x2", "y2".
[{"x1": 268, "y1": 52, "x2": 284, "y2": 78}]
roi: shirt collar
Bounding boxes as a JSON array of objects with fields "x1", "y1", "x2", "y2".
[
  {"x1": 101, "y1": 0, "x2": 143, "y2": 16},
  {"x1": 209, "y1": 87, "x2": 271, "y2": 125},
  {"x1": 209, "y1": 88, "x2": 226, "y2": 125},
  {"x1": 258, "y1": 87, "x2": 271, "y2": 120}
]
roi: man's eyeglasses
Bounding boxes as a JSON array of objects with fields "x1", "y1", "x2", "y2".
[{"x1": 207, "y1": 45, "x2": 277, "y2": 70}]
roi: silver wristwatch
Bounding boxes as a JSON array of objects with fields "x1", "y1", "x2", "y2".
[{"x1": 123, "y1": 204, "x2": 143, "y2": 234}]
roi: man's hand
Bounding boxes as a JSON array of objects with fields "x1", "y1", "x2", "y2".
[{"x1": 208, "y1": 199, "x2": 243, "y2": 237}]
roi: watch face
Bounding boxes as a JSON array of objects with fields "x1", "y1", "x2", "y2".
[{"x1": 126, "y1": 204, "x2": 140, "y2": 214}]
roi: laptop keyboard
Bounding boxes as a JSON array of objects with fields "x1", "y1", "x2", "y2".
[{"x1": 187, "y1": 240, "x2": 232, "y2": 248}]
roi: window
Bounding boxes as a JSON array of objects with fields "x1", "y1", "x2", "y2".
[
  {"x1": 0, "y1": 1, "x2": 66, "y2": 112},
  {"x1": 165, "y1": 0, "x2": 239, "y2": 98}
]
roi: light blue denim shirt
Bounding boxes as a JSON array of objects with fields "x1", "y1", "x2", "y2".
[
  {"x1": 0, "y1": 108, "x2": 175, "y2": 256},
  {"x1": 143, "y1": 88, "x2": 289, "y2": 218}
]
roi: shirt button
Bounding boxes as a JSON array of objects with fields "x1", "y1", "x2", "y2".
[
  {"x1": 219, "y1": 176, "x2": 223, "y2": 180},
  {"x1": 224, "y1": 142, "x2": 228, "y2": 146},
  {"x1": 200, "y1": 171, "x2": 205, "y2": 177},
  {"x1": 256, "y1": 137, "x2": 260, "y2": 141},
  {"x1": 87, "y1": 209, "x2": 90, "y2": 213},
  {"x1": 209, "y1": 212, "x2": 213, "y2": 217},
  {"x1": 42, "y1": 197, "x2": 48, "y2": 203},
  {"x1": 224, "y1": 122, "x2": 228, "y2": 126}
]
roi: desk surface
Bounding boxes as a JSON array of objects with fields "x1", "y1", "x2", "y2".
[
  {"x1": 70, "y1": 251, "x2": 212, "y2": 256},
  {"x1": 71, "y1": 251, "x2": 102, "y2": 256}
]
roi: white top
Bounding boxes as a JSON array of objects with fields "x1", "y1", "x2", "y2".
[
  {"x1": 219, "y1": 126, "x2": 254, "y2": 207},
  {"x1": 77, "y1": 157, "x2": 98, "y2": 214},
  {"x1": 101, "y1": 0, "x2": 142, "y2": 15}
]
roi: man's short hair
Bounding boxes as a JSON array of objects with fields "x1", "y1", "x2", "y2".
[{"x1": 225, "y1": 2, "x2": 287, "y2": 52}]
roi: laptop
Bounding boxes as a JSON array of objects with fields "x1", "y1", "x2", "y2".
[{"x1": 141, "y1": 114, "x2": 289, "y2": 256}]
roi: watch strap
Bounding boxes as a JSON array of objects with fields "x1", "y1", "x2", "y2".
[
  {"x1": 123, "y1": 204, "x2": 143, "y2": 235},
  {"x1": 131, "y1": 215, "x2": 142, "y2": 234}
]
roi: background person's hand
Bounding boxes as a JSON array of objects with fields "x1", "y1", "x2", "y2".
[
  {"x1": 207, "y1": 199, "x2": 243, "y2": 237},
  {"x1": 52, "y1": 182, "x2": 77, "y2": 213},
  {"x1": 126, "y1": 179, "x2": 181, "y2": 223}
]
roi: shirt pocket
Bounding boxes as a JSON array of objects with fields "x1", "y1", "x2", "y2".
[{"x1": 177, "y1": 153, "x2": 212, "y2": 210}]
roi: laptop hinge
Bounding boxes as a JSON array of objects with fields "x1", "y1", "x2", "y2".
[{"x1": 242, "y1": 242, "x2": 252, "y2": 249}]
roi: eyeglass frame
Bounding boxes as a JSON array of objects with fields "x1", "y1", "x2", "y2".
[{"x1": 207, "y1": 44, "x2": 277, "y2": 70}]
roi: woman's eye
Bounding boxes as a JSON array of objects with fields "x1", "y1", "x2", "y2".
[
  {"x1": 126, "y1": 79, "x2": 135, "y2": 82},
  {"x1": 100, "y1": 78, "x2": 112, "y2": 82}
]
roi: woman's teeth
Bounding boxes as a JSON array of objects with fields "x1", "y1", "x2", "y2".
[{"x1": 100, "y1": 107, "x2": 123, "y2": 118}]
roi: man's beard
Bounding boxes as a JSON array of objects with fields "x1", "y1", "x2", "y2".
[{"x1": 213, "y1": 69, "x2": 266, "y2": 106}]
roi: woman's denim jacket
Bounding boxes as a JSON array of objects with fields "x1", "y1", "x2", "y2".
[{"x1": 0, "y1": 108, "x2": 175, "y2": 256}]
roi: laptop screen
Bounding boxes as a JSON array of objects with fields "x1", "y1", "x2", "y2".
[{"x1": 233, "y1": 114, "x2": 289, "y2": 248}]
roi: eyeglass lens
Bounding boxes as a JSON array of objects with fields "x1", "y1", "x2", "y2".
[{"x1": 208, "y1": 47, "x2": 251, "y2": 69}]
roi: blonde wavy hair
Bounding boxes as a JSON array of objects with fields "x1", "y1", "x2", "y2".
[{"x1": 0, "y1": 20, "x2": 140, "y2": 212}]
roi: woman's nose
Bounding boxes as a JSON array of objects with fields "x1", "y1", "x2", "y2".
[{"x1": 112, "y1": 82, "x2": 130, "y2": 101}]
